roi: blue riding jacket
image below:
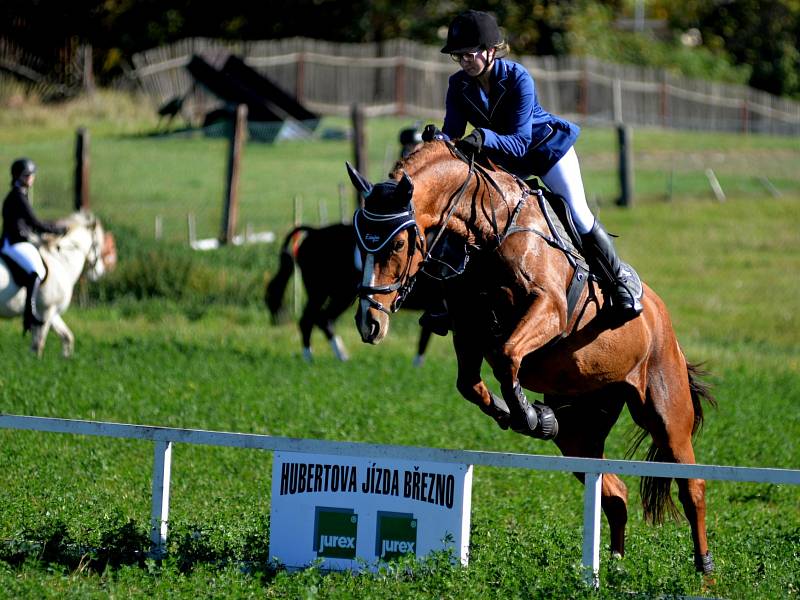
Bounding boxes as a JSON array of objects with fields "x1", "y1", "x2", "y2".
[{"x1": 442, "y1": 58, "x2": 580, "y2": 177}]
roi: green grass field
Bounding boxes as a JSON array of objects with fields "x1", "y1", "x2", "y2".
[{"x1": 0, "y1": 93, "x2": 798, "y2": 598}]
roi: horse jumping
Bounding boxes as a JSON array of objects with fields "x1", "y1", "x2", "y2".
[
  {"x1": 0, "y1": 211, "x2": 114, "y2": 357},
  {"x1": 265, "y1": 223, "x2": 440, "y2": 364},
  {"x1": 347, "y1": 141, "x2": 717, "y2": 575}
]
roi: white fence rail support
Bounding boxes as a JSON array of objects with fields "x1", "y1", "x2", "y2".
[
  {"x1": 150, "y1": 440, "x2": 172, "y2": 557},
  {"x1": 2, "y1": 414, "x2": 799, "y2": 586},
  {"x1": 582, "y1": 472, "x2": 602, "y2": 588}
]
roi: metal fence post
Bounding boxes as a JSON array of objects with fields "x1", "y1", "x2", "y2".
[{"x1": 616, "y1": 125, "x2": 634, "y2": 207}]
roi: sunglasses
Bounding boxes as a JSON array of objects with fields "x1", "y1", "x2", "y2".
[{"x1": 450, "y1": 50, "x2": 483, "y2": 63}]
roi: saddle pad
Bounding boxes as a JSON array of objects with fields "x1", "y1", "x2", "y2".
[{"x1": 535, "y1": 189, "x2": 589, "y2": 272}]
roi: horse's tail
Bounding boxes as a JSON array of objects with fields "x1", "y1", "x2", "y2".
[
  {"x1": 630, "y1": 361, "x2": 717, "y2": 525},
  {"x1": 264, "y1": 226, "x2": 312, "y2": 322}
]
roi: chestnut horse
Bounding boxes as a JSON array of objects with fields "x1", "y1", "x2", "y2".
[{"x1": 346, "y1": 141, "x2": 717, "y2": 574}]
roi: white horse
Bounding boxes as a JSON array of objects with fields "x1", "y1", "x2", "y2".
[{"x1": 0, "y1": 211, "x2": 115, "y2": 357}]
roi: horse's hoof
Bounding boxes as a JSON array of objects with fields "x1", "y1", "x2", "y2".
[
  {"x1": 695, "y1": 551, "x2": 715, "y2": 575},
  {"x1": 330, "y1": 336, "x2": 349, "y2": 361}
]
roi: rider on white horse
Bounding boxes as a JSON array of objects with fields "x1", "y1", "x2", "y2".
[{"x1": 1, "y1": 158, "x2": 67, "y2": 332}]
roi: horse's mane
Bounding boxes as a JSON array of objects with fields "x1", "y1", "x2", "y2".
[
  {"x1": 41, "y1": 211, "x2": 98, "y2": 250},
  {"x1": 388, "y1": 141, "x2": 452, "y2": 180}
]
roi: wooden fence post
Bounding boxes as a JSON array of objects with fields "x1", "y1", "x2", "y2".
[
  {"x1": 220, "y1": 104, "x2": 248, "y2": 244},
  {"x1": 74, "y1": 128, "x2": 90, "y2": 211},
  {"x1": 296, "y1": 52, "x2": 306, "y2": 105},
  {"x1": 395, "y1": 59, "x2": 406, "y2": 115},
  {"x1": 351, "y1": 103, "x2": 367, "y2": 209},
  {"x1": 80, "y1": 44, "x2": 96, "y2": 95},
  {"x1": 338, "y1": 183, "x2": 348, "y2": 223}
]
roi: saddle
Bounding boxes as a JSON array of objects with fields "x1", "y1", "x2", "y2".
[{"x1": 524, "y1": 180, "x2": 644, "y2": 323}]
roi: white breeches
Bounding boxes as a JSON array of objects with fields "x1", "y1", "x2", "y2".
[
  {"x1": 540, "y1": 146, "x2": 596, "y2": 234},
  {"x1": 1, "y1": 239, "x2": 45, "y2": 279}
]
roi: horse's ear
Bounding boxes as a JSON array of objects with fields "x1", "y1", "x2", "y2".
[
  {"x1": 345, "y1": 162, "x2": 373, "y2": 196},
  {"x1": 398, "y1": 171, "x2": 414, "y2": 202}
]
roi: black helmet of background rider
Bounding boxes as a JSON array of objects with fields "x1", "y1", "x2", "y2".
[
  {"x1": 440, "y1": 10, "x2": 502, "y2": 55},
  {"x1": 11, "y1": 158, "x2": 37, "y2": 185}
]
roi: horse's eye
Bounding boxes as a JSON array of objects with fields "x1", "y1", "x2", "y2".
[{"x1": 392, "y1": 239, "x2": 405, "y2": 253}]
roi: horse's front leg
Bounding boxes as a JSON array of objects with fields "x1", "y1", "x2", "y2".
[
  {"x1": 30, "y1": 318, "x2": 52, "y2": 358},
  {"x1": 493, "y1": 293, "x2": 566, "y2": 439},
  {"x1": 452, "y1": 329, "x2": 511, "y2": 429},
  {"x1": 49, "y1": 313, "x2": 75, "y2": 358}
]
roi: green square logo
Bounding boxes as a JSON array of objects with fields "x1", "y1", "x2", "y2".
[
  {"x1": 376, "y1": 512, "x2": 417, "y2": 560},
  {"x1": 314, "y1": 507, "x2": 358, "y2": 559}
]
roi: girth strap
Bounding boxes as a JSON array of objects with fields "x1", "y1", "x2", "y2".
[{"x1": 496, "y1": 185, "x2": 591, "y2": 340}]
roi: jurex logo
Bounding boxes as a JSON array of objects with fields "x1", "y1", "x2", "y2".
[
  {"x1": 314, "y1": 507, "x2": 358, "y2": 559},
  {"x1": 376, "y1": 511, "x2": 417, "y2": 560}
]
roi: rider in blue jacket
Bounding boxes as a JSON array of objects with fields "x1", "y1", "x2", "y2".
[
  {"x1": 1, "y1": 158, "x2": 66, "y2": 332},
  {"x1": 423, "y1": 10, "x2": 643, "y2": 328}
]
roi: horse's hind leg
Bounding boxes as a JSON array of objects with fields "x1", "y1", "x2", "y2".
[
  {"x1": 30, "y1": 318, "x2": 53, "y2": 358},
  {"x1": 299, "y1": 297, "x2": 325, "y2": 362},
  {"x1": 547, "y1": 390, "x2": 629, "y2": 558},
  {"x1": 318, "y1": 293, "x2": 354, "y2": 361},
  {"x1": 632, "y1": 367, "x2": 713, "y2": 574}
]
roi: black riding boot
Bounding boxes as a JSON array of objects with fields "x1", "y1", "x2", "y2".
[
  {"x1": 580, "y1": 221, "x2": 643, "y2": 323},
  {"x1": 23, "y1": 273, "x2": 43, "y2": 334}
]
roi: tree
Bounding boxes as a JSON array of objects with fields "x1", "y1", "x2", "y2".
[{"x1": 661, "y1": 0, "x2": 800, "y2": 98}]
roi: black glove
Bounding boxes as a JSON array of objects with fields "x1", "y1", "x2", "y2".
[
  {"x1": 421, "y1": 124, "x2": 445, "y2": 142},
  {"x1": 455, "y1": 129, "x2": 483, "y2": 157}
]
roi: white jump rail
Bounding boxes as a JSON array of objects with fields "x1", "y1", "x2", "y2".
[{"x1": 2, "y1": 414, "x2": 799, "y2": 588}]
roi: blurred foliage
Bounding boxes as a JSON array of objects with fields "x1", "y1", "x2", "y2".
[
  {"x1": 659, "y1": 0, "x2": 800, "y2": 98},
  {"x1": 566, "y1": 3, "x2": 751, "y2": 84},
  {"x1": 91, "y1": 223, "x2": 266, "y2": 313},
  {"x1": 1, "y1": 1, "x2": 798, "y2": 98}
]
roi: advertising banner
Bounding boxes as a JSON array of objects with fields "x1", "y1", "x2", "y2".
[{"x1": 269, "y1": 451, "x2": 473, "y2": 571}]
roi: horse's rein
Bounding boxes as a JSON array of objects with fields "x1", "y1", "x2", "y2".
[
  {"x1": 53, "y1": 223, "x2": 103, "y2": 273},
  {"x1": 358, "y1": 145, "x2": 529, "y2": 314},
  {"x1": 434, "y1": 143, "x2": 528, "y2": 252}
]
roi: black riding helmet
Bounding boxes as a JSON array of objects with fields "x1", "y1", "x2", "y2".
[
  {"x1": 441, "y1": 10, "x2": 502, "y2": 54},
  {"x1": 11, "y1": 158, "x2": 37, "y2": 183}
]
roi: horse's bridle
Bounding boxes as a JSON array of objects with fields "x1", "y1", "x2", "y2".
[
  {"x1": 356, "y1": 150, "x2": 478, "y2": 315},
  {"x1": 356, "y1": 206, "x2": 425, "y2": 315},
  {"x1": 59, "y1": 221, "x2": 103, "y2": 274}
]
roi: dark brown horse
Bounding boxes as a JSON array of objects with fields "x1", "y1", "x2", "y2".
[
  {"x1": 265, "y1": 223, "x2": 440, "y2": 364},
  {"x1": 347, "y1": 141, "x2": 717, "y2": 574}
]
